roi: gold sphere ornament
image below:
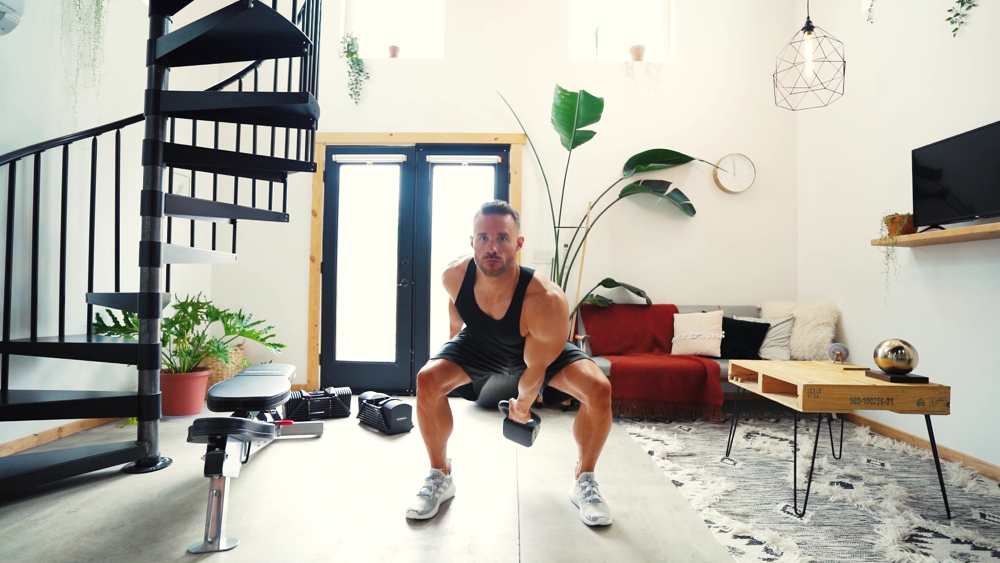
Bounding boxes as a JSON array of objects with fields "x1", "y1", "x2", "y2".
[{"x1": 873, "y1": 339, "x2": 919, "y2": 375}]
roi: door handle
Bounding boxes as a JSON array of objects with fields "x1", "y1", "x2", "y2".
[{"x1": 398, "y1": 278, "x2": 410, "y2": 288}]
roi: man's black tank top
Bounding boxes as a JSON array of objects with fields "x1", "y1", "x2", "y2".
[{"x1": 454, "y1": 259, "x2": 535, "y2": 360}]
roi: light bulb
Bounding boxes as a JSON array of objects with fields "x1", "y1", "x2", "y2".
[{"x1": 803, "y1": 30, "x2": 815, "y2": 78}]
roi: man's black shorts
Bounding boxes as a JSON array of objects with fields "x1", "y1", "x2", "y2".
[{"x1": 431, "y1": 329, "x2": 594, "y2": 405}]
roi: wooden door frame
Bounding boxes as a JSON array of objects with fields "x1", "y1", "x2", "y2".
[{"x1": 300, "y1": 132, "x2": 527, "y2": 391}]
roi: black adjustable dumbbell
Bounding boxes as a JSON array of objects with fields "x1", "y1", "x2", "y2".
[{"x1": 497, "y1": 400, "x2": 541, "y2": 447}]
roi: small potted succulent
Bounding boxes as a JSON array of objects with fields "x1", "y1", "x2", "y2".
[
  {"x1": 878, "y1": 212, "x2": 916, "y2": 303},
  {"x1": 883, "y1": 212, "x2": 916, "y2": 237},
  {"x1": 94, "y1": 293, "x2": 284, "y2": 416}
]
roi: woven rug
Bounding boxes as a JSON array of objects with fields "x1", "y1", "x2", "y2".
[{"x1": 622, "y1": 413, "x2": 1000, "y2": 563}]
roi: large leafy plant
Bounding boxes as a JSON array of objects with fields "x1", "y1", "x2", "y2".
[
  {"x1": 93, "y1": 293, "x2": 284, "y2": 374},
  {"x1": 499, "y1": 85, "x2": 717, "y2": 314}
]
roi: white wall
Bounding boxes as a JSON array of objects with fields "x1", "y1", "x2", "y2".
[
  {"x1": 219, "y1": 0, "x2": 801, "y2": 381},
  {"x1": 0, "y1": 0, "x2": 220, "y2": 444},
  {"x1": 795, "y1": 1, "x2": 1000, "y2": 464}
]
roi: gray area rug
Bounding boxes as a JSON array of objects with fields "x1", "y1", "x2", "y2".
[{"x1": 622, "y1": 414, "x2": 1000, "y2": 563}]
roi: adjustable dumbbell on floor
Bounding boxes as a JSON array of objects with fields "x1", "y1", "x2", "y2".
[{"x1": 497, "y1": 400, "x2": 541, "y2": 447}]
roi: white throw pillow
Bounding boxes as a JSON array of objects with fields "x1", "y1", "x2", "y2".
[
  {"x1": 759, "y1": 302, "x2": 841, "y2": 361},
  {"x1": 672, "y1": 310, "x2": 724, "y2": 357},
  {"x1": 734, "y1": 315, "x2": 794, "y2": 361}
]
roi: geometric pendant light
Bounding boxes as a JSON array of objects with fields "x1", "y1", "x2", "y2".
[{"x1": 773, "y1": 0, "x2": 846, "y2": 111}]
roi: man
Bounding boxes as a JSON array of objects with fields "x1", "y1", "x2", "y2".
[{"x1": 405, "y1": 200, "x2": 614, "y2": 526}]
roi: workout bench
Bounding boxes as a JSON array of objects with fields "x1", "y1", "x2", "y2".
[{"x1": 186, "y1": 364, "x2": 323, "y2": 554}]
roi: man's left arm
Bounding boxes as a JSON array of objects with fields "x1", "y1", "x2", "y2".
[{"x1": 509, "y1": 290, "x2": 569, "y2": 424}]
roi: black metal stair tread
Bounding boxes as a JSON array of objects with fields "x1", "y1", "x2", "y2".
[
  {"x1": 158, "y1": 91, "x2": 319, "y2": 129},
  {"x1": 0, "y1": 441, "x2": 148, "y2": 490},
  {"x1": 87, "y1": 292, "x2": 172, "y2": 314},
  {"x1": 164, "y1": 194, "x2": 288, "y2": 223},
  {"x1": 153, "y1": 0, "x2": 196, "y2": 17},
  {"x1": 3, "y1": 335, "x2": 138, "y2": 364},
  {"x1": 156, "y1": 0, "x2": 309, "y2": 68},
  {"x1": 0, "y1": 390, "x2": 139, "y2": 422},
  {"x1": 162, "y1": 143, "x2": 315, "y2": 183},
  {"x1": 162, "y1": 244, "x2": 238, "y2": 265}
]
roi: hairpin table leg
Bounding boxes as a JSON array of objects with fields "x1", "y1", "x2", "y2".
[
  {"x1": 925, "y1": 415, "x2": 952, "y2": 519},
  {"x1": 792, "y1": 412, "x2": 824, "y2": 517},
  {"x1": 828, "y1": 413, "x2": 844, "y2": 459},
  {"x1": 726, "y1": 387, "x2": 746, "y2": 458}
]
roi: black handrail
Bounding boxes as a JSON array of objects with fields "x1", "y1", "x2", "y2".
[{"x1": 0, "y1": 113, "x2": 144, "y2": 167}]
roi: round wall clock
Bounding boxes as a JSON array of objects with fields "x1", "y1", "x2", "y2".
[{"x1": 713, "y1": 153, "x2": 756, "y2": 194}]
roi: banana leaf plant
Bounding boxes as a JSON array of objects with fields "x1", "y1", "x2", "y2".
[{"x1": 499, "y1": 85, "x2": 721, "y2": 311}]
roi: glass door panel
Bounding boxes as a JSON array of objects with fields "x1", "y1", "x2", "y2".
[
  {"x1": 335, "y1": 165, "x2": 401, "y2": 362},
  {"x1": 428, "y1": 165, "x2": 496, "y2": 355}
]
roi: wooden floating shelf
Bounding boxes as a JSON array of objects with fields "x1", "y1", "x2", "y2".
[{"x1": 871, "y1": 222, "x2": 1000, "y2": 247}]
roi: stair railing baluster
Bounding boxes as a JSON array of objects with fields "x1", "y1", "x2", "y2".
[
  {"x1": 234, "y1": 79, "x2": 244, "y2": 253},
  {"x1": 252, "y1": 68, "x2": 259, "y2": 209},
  {"x1": 86, "y1": 137, "x2": 98, "y2": 337},
  {"x1": 30, "y1": 153, "x2": 40, "y2": 340},
  {"x1": 212, "y1": 121, "x2": 219, "y2": 251},
  {"x1": 3, "y1": 162, "x2": 17, "y2": 394},
  {"x1": 313, "y1": 0, "x2": 323, "y2": 101},
  {"x1": 166, "y1": 118, "x2": 176, "y2": 294},
  {"x1": 191, "y1": 121, "x2": 197, "y2": 248},
  {"x1": 283, "y1": 179, "x2": 288, "y2": 214},
  {"x1": 115, "y1": 130, "x2": 121, "y2": 293},
  {"x1": 59, "y1": 146, "x2": 69, "y2": 338}
]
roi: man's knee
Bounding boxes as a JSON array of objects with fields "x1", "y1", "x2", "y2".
[
  {"x1": 417, "y1": 360, "x2": 466, "y2": 398},
  {"x1": 567, "y1": 362, "x2": 612, "y2": 408}
]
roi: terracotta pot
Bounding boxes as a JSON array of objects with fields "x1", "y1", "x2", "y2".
[
  {"x1": 161, "y1": 369, "x2": 211, "y2": 416},
  {"x1": 883, "y1": 214, "x2": 916, "y2": 237},
  {"x1": 628, "y1": 44, "x2": 645, "y2": 62},
  {"x1": 388, "y1": 45, "x2": 400, "y2": 58}
]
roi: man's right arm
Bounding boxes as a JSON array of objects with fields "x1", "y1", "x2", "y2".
[
  {"x1": 442, "y1": 256, "x2": 469, "y2": 340},
  {"x1": 448, "y1": 299, "x2": 464, "y2": 339}
]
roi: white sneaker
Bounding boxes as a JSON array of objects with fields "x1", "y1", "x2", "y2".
[
  {"x1": 405, "y1": 465, "x2": 456, "y2": 520},
  {"x1": 569, "y1": 472, "x2": 613, "y2": 526}
]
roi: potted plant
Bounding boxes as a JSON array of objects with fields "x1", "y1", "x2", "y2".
[
  {"x1": 93, "y1": 293, "x2": 285, "y2": 416},
  {"x1": 883, "y1": 212, "x2": 916, "y2": 237}
]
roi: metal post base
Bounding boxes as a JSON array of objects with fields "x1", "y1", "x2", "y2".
[
  {"x1": 121, "y1": 455, "x2": 173, "y2": 474},
  {"x1": 187, "y1": 475, "x2": 237, "y2": 553},
  {"x1": 188, "y1": 538, "x2": 238, "y2": 554}
]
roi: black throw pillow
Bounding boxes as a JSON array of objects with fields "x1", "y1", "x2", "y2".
[{"x1": 720, "y1": 316, "x2": 770, "y2": 360}]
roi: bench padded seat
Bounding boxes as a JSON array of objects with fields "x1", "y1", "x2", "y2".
[{"x1": 207, "y1": 363, "x2": 296, "y2": 412}]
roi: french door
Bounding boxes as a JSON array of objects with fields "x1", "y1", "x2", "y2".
[{"x1": 321, "y1": 144, "x2": 509, "y2": 393}]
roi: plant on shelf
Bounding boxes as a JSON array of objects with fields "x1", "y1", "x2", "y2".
[
  {"x1": 946, "y1": 0, "x2": 977, "y2": 37},
  {"x1": 341, "y1": 32, "x2": 370, "y2": 105},
  {"x1": 499, "y1": 85, "x2": 719, "y2": 315},
  {"x1": 94, "y1": 293, "x2": 285, "y2": 416},
  {"x1": 878, "y1": 212, "x2": 914, "y2": 303}
]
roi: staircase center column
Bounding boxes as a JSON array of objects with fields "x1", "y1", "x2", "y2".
[{"x1": 131, "y1": 5, "x2": 172, "y2": 472}]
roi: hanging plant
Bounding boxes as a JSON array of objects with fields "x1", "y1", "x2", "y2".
[
  {"x1": 341, "y1": 32, "x2": 370, "y2": 105},
  {"x1": 946, "y1": 0, "x2": 977, "y2": 37},
  {"x1": 878, "y1": 212, "x2": 914, "y2": 303},
  {"x1": 60, "y1": 0, "x2": 110, "y2": 114},
  {"x1": 867, "y1": 0, "x2": 876, "y2": 23}
]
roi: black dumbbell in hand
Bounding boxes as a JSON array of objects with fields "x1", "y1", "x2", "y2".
[{"x1": 497, "y1": 400, "x2": 541, "y2": 447}]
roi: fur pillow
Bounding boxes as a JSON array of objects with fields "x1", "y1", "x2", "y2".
[
  {"x1": 759, "y1": 301, "x2": 841, "y2": 361},
  {"x1": 671, "y1": 310, "x2": 724, "y2": 357}
]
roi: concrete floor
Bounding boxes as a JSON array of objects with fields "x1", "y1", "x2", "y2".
[{"x1": 0, "y1": 398, "x2": 733, "y2": 563}]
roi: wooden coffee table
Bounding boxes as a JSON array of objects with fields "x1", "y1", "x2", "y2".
[{"x1": 725, "y1": 360, "x2": 952, "y2": 518}]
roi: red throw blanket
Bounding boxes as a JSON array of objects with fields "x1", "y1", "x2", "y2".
[{"x1": 581, "y1": 304, "x2": 723, "y2": 420}]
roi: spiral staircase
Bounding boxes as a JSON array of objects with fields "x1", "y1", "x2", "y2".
[{"x1": 0, "y1": 0, "x2": 322, "y2": 489}]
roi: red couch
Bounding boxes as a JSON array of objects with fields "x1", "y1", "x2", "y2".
[{"x1": 578, "y1": 304, "x2": 723, "y2": 421}]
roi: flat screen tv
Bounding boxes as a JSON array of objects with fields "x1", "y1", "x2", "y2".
[{"x1": 912, "y1": 119, "x2": 1000, "y2": 228}]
